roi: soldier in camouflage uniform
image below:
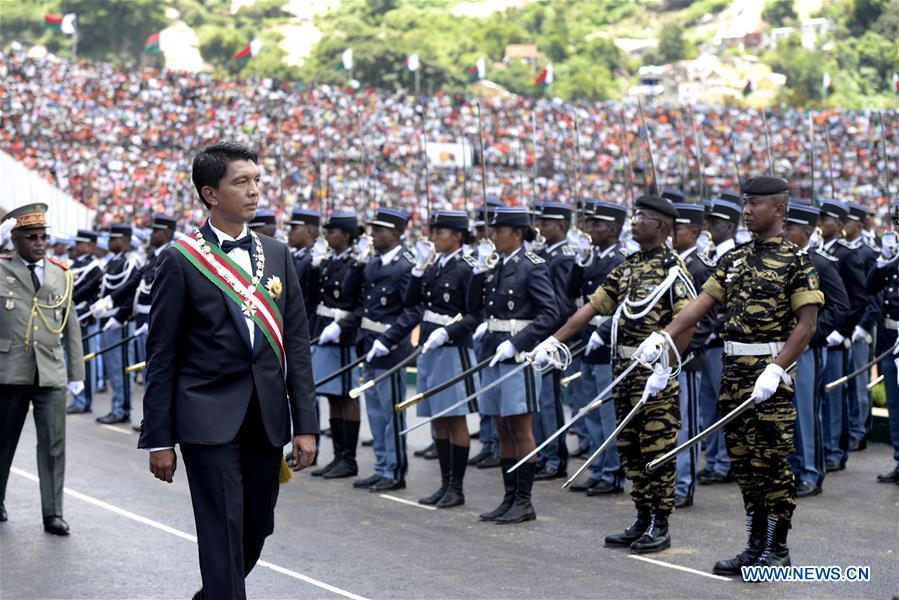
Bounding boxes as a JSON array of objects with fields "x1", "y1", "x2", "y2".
[
  {"x1": 643, "y1": 177, "x2": 824, "y2": 573},
  {"x1": 535, "y1": 194, "x2": 694, "y2": 554}
]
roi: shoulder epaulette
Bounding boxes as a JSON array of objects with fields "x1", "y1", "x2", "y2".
[
  {"x1": 46, "y1": 256, "x2": 69, "y2": 270},
  {"x1": 815, "y1": 248, "x2": 839, "y2": 262},
  {"x1": 462, "y1": 254, "x2": 478, "y2": 268},
  {"x1": 618, "y1": 247, "x2": 631, "y2": 257},
  {"x1": 525, "y1": 251, "x2": 545, "y2": 264},
  {"x1": 561, "y1": 245, "x2": 576, "y2": 257},
  {"x1": 0, "y1": 253, "x2": 12, "y2": 260},
  {"x1": 402, "y1": 251, "x2": 416, "y2": 264},
  {"x1": 698, "y1": 252, "x2": 717, "y2": 268},
  {"x1": 837, "y1": 238, "x2": 861, "y2": 250}
]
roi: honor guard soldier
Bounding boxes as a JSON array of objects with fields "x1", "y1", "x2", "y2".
[
  {"x1": 783, "y1": 201, "x2": 849, "y2": 497},
  {"x1": 536, "y1": 194, "x2": 692, "y2": 552},
  {"x1": 467, "y1": 207, "x2": 558, "y2": 523},
  {"x1": 697, "y1": 194, "x2": 742, "y2": 485},
  {"x1": 66, "y1": 229, "x2": 103, "y2": 414},
  {"x1": 248, "y1": 208, "x2": 277, "y2": 238},
  {"x1": 310, "y1": 212, "x2": 364, "y2": 479},
  {"x1": 468, "y1": 199, "x2": 504, "y2": 469},
  {"x1": 671, "y1": 201, "x2": 716, "y2": 509},
  {"x1": 89, "y1": 224, "x2": 142, "y2": 424},
  {"x1": 531, "y1": 201, "x2": 576, "y2": 480},
  {"x1": 406, "y1": 210, "x2": 482, "y2": 508},
  {"x1": 566, "y1": 200, "x2": 629, "y2": 496},
  {"x1": 817, "y1": 198, "x2": 868, "y2": 472},
  {"x1": 288, "y1": 208, "x2": 321, "y2": 331},
  {"x1": 133, "y1": 215, "x2": 176, "y2": 362},
  {"x1": 343, "y1": 207, "x2": 421, "y2": 492},
  {"x1": 864, "y1": 209, "x2": 899, "y2": 486},
  {"x1": 643, "y1": 176, "x2": 824, "y2": 572},
  {"x1": 0, "y1": 203, "x2": 84, "y2": 534}
]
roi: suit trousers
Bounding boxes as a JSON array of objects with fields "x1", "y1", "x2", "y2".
[
  {"x1": 0, "y1": 384, "x2": 66, "y2": 516},
  {"x1": 180, "y1": 393, "x2": 281, "y2": 600}
]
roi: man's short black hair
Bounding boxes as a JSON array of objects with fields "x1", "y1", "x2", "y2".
[{"x1": 192, "y1": 142, "x2": 258, "y2": 209}]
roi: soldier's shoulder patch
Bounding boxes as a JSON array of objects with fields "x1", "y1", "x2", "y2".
[
  {"x1": 561, "y1": 245, "x2": 576, "y2": 257},
  {"x1": 462, "y1": 254, "x2": 478, "y2": 268},
  {"x1": 525, "y1": 251, "x2": 545, "y2": 264},
  {"x1": 814, "y1": 248, "x2": 839, "y2": 262},
  {"x1": 46, "y1": 256, "x2": 69, "y2": 270},
  {"x1": 808, "y1": 270, "x2": 820, "y2": 290},
  {"x1": 402, "y1": 251, "x2": 416, "y2": 264}
]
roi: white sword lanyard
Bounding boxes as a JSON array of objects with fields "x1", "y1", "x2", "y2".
[{"x1": 101, "y1": 255, "x2": 136, "y2": 295}]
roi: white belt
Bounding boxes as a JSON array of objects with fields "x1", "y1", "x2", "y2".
[
  {"x1": 135, "y1": 305, "x2": 151, "y2": 315},
  {"x1": 723, "y1": 341, "x2": 785, "y2": 357},
  {"x1": 361, "y1": 317, "x2": 391, "y2": 334},
  {"x1": 885, "y1": 318, "x2": 899, "y2": 331},
  {"x1": 617, "y1": 345, "x2": 638, "y2": 358},
  {"x1": 422, "y1": 310, "x2": 456, "y2": 327},
  {"x1": 590, "y1": 315, "x2": 610, "y2": 328},
  {"x1": 317, "y1": 304, "x2": 351, "y2": 322},
  {"x1": 486, "y1": 317, "x2": 533, "y2": 336}
]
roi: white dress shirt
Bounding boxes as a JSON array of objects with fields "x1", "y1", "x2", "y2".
[
  {"x1": 379, "y1": 244, "x2": 402, "y2": 266},
  {"x1": 209, "y1": 220, "x2": 255, "y2": 347},
  {"x1": 438, "y1": 248, "x2": 461, "y2": 268},
  {"x1": 19, "y1": 256, "x2": 45, "y2": 287},
  {"x1": 502, "y1": 247, "x2": 523, "y2": 265},
  {"x1": 714, "y1": 238, "x2": 736, "y2": 262}
]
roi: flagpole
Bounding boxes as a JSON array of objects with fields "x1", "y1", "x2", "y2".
[
  {"x1": 72, "y1": 17, "x2": 78, "y2": 59},
  {"x1": 415, "y1": 68, "x2": 421, "y2": 102},
  {"x1": 808, "y1": 112, "x2": 817, "y2": 205},
  {"x1": 475, "y1": 100, "x2": 488, "y2": 205}
]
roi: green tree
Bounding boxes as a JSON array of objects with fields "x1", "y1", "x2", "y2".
[
  {"x1": 656, "y1": 23, "x2": 687, "y2": 63},
  {"x1": 59, "y1": 0, "x2": 168, "y2": 62},
  {"x1": 762, "y1": 0, "x2": 797, "y2": 25},
  {"x1": 197, "y1": 25, "x2": 247, "y2": 69}
]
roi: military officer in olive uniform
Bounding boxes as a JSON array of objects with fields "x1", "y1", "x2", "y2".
[
  {"x1": 647, "y1": 177, "x2": 824, "y2": 573},
  {"x1": 0, "y1": 203, "x2": 84, "y2": 534}
]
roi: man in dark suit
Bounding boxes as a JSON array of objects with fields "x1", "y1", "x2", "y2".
[{"x1": 138, "y1": 142, "x2": 318, "y2": 599}]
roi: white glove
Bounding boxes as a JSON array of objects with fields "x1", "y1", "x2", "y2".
[
  {"x1": 645, "y1": 366, "x2": 671, "y2": 397},
  {"x1": 635, "y1": 331, "x2": 667, "y2": 364},
  {"x1": 531, "y1": 336, "x2": 561, "y2": 369},
  {"x1": 414, "y1": 239, "x2": 434, "y2": 272},
  {"x1": 751, "y1": 363, "x2": 788, "y2": 403},
  {"x1": 0, "y1": 218, "x2": 15, "y2": 246},
  {"x1": 102, "y1": 318, "x2": 123, "y2": 332},
  {"x1": 90, "y1": 296, "x2": 113, "y2": 318},
  {"x1": 352, "y1": 236, "x2": 373, "y2": 264},
  {"x1": 475, "y1": 241, "x2": 496, "y2": 274},
  {"x1": 851, "y1": 325, "x2": 872, "y2": 344},
  {"x1": 318, "y1": 321, "x2": 341, "y2": 345},
  {"x1": 134, "y1": 323, "x2": 149, "y2": 337},
  {"x1": 67, "y1": 381, "x2": 84, "y2": 396},
  {"x1": 366, "y1": 339, "x2": 390, "y2": 362},
  {"x1": 585, "y1": 330, "x2": 604, "y2": 355},
  {"x1": 489, "y1": 340, "x2": 518, "y2": 367},
  {"x1": 311, "y1": 238, "x2": 330, "y2": 268},
  {"x1": 422, "y1": 327, "x2": 449, "y2": 354},
  {"x1": 826, "y1": 330, "x2": 846, "y2": 347},
  {"x1": 473, "y1": 321, "x2": 488, "y2": 343},
  {"x1": 881, "y1": 232, "x2": 897, "y2": 260}
]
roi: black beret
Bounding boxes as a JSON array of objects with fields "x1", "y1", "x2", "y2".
[
  {"x1": 635, "y1": 195, "x2": 679, "y2": 219},
  {"x1": 741, "y1": 177, "x2": 789, "y2": 197}
]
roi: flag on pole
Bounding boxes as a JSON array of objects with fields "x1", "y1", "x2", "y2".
[
  {"x1": 234, "y1": 39, "x2": 262, "y2": 66},
  {"x1": 535, "y1": 63, "x2": 553, "y2": 89},
  {"x1": 822, "y1": 72, "x2": 834, "y2": 97},
  {"x1": 341, "y1": 48, "x2": 354, "y2": 71},
  {"x1": 44, "y1": 13, "x2": 76, "y2": 35},
  {"x1": 144, "y1": 32, "x2": 163, "y2": 54},
  {"x1": 466, "y1": 57, "x2": 486, "y2": 83},
  {"x1": 406, "y1": 53, "x2": 420, "y2": 72},
  {"x1": 892, "y1": 72, "x2": 899, "y2": 95},
  {"x1": 742, "y1": 78, "x2": 753, "y2": 97}
]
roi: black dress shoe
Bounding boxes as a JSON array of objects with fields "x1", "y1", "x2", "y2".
[
  {"x1": 65, "y1": 404, "x2": 91, "y2": 414},
  {"x1": 353, "y1": 474, "x2": 382, "y2": 489},
  {"x1": 322, "y1": 458, "x2": 358, "y2": 479},
  {"x1": 570, "y1": 444, "x2": 589, "y2": 458},
  {"x1": 0, "y1": 504, "x2": 7, "y2": 522},
  {"x1": 96, "y1": 413, "x2": 129, "y2": 425},
  {"x1": 42, "y1": 516, "x2": 70, "y2": 536},
  {"x1": 468, "y1": 448, "x2": 491, "y2": 466},
  {"x1": 534, "y1": 467, "x2": 566, "y2": 481},
  {"x1": 586, "y1": 480, "x2": 623, "y2": 496},
  {"x1": 605, "y1": 510, "x2": 651, "y2": 547},
  {"x1": 630, "y1": 513, "x2": 670, "y2": 554},
  {"x1": 825, "y1": 460, "x2": 845, "y2": 473},
  {"x1": 795, "y1": 481, "x2": 822, "y2": 497},
  {"x1": 423, "y1": 445, "x2": 439, "y2": 460},
  {"x1": 476, "y1": 454, "x2": 501, "y2": 469},
  {"x1": 569, "y1": 478, "x2": 602, "y2": 493},
  {"x1": 674, "y1": 495, "x2": 693, "y2": 509},
  {"x1": 849, "y1": 438, "x2": 866, "y2": 452},
  {"x1": 876, "y1": 467, "x2": 899, "y2": 483},
  {"x1": 414, "y1": 442, "x2": 436, "y2": 458},
  {"x1": 369, "y1": 478, "x2": 406, "y2": 492}
]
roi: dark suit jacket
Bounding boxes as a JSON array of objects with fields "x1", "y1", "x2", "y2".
[{"x1": 137, "y1": 220, "x2": 318, "y2": 449}]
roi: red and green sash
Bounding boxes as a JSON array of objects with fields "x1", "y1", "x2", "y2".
[{"x1": 174, "y1": 233, "x2": 284, "y2": 370}]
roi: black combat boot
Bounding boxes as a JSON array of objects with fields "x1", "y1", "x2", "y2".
[
  {"x1": 713, "y1": 511, "x2": 768, "y2": 575},
  {"x1": 605, "y1": 507, "x2": 652, "y2": 547},
  {"x1": 754, "y1": 516, "x2": 791, "y2": 567},
  {"x1": 436, "y1": 444, "x2": 469, "y2": 508},
  {"x1": 419, "y1": 439, "x2": 451, "y2": 505},
  {"x1": 479, "y1": 459, "x2": 517, "y2": 521},
  {"x1": 630, "y1": 512, "x2": 671, "y2": 553},
  {"x1": 324, "y1": 419, "x2": 359, "y2": 478},
  {"x1": 311, "y1": 418, "x2": 343, "y2": 476},
  {"x1": 495, "y1": 461, "x2": 536, "y2": 524}
]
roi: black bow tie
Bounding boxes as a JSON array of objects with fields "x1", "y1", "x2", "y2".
[{"x1": 221, "y1": 236, "x2": 252, "y2": 253}]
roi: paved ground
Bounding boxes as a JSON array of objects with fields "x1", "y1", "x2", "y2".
[{"x1": 2, "y1": 385, "x2": 898, "y2": 599}]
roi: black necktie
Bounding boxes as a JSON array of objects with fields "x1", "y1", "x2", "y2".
[
  {"x1": 221, "y1": 236, "x2": 252, "y2": 253},
  {"x1": 27, "y1": 264, "x2": 40, "y2": 292}
]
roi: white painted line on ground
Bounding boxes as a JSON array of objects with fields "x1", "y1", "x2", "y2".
[
  {"x1": 629, "y1": 554, "x2": 733, "y2": 582},
  {"x1": 99, "y1": 424, "x2": 132, "y2": 435},
  {"x1": 11, "y1": 467, "x2": 368, "y2": 600},
  {"x1": 379, "y1": 493, "x2": 437, "y2": 511}
]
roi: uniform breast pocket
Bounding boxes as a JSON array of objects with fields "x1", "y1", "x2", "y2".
[
  {"x1": 497, "y1": 287, "x2": 523, "y2": 313},
  {"x1": 753, "y1": 274, "x2": 784, "y2": 298}
]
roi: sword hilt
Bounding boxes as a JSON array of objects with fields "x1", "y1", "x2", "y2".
[
  {"x1": 125, "y1": 361, "x2": 146, "y2": 373},
  {"x1": 349, "y1": 379, "x2": 374, "y2": 399},
  {"x1": 396, "y1": 392, "x2": 424, "y2": 412}
]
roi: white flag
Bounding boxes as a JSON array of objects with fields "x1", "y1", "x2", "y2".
[
  {"x1": 407, "y1": 53, "x2": 419, "y2": 72},
  {"x1": 341, "y1": 48, "x2": 353, "y2": 71},
  {"x1": 250, "y1": 39, "x2": 263, "y2": 56},
  {"x1": 61, "y1": 13, "x2": 77, "y2": 36},
  {"x1": 476, "y1": 57, "x2": 486, "y2": 79}
]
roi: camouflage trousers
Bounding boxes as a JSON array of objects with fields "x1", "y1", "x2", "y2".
[
  {"x1": 613, "y1": 359, "x2": 680, "y2": 515},
  {"x1": 720, "y1": 356, "x2": 797, "y2": 520}
]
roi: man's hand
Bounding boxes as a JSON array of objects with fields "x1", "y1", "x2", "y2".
[
  {"x1": 585, "y1": 331, "x2": 604, "y2": 355},
  {"x1": 90, "y1": 295, "x2": 113, "y2": 318},
  {"x1": 319, "y1": 321, "x2": 341, "y2": 345},
  {"x1": 422, "y1": 327, "x2": 449, "y2": 354},
  {"x1": 851, "y1": 325, "x2": 872, "y2": 344},
  {"x1": 473, "y1": 322, "x2": 488, "y2": 343},
  {"x1": 134, "y1": 322, "x2": 149, "y2": 337},
  {"x1": 149, "y1": 449, "x2": 177, "y2": 483},
  {"x1": 291, "y1": 434, "x2": 317, "y2": 471},
  {"x1": 635, "y1": 331, "x2": 667, "y2": 365},
  {"x1": 66, "y1": 381, "x2": 84, "y2": 396},
  {"x1": 751, "y1": 363, "x2": 788, "y2": 404},
  {"x1": 826, "y1": 330, "x2": 846, "y2": 348},
  {"x1": 490, "y1": 339, "x2": 518, "y2": 367},
  {"x1": 103, "y1": 317, "x2": 123, "y2": 332},
  {"x1": 366, "y1": 339, "x2": 390, "y2": 362}
]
